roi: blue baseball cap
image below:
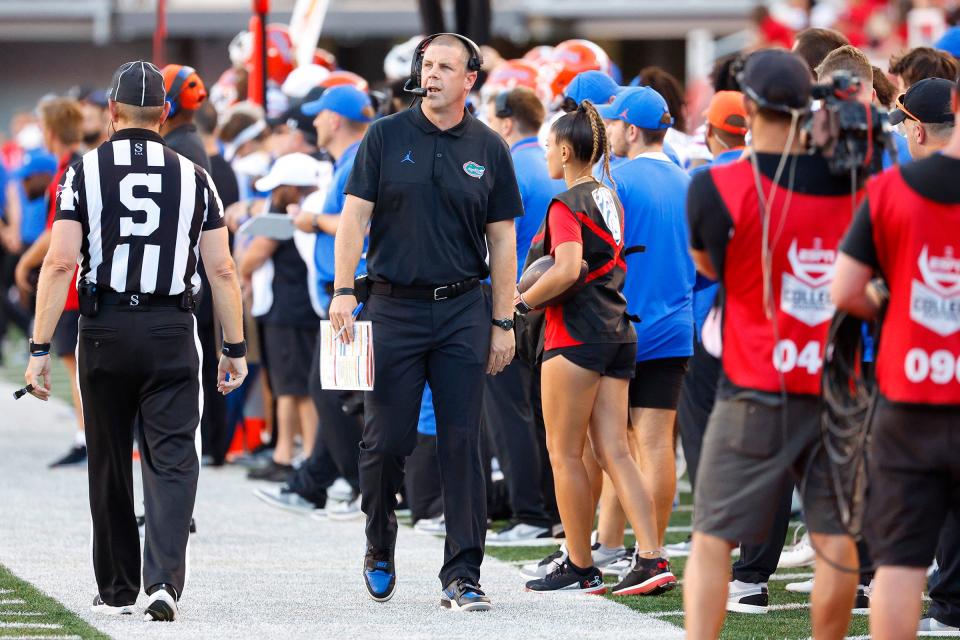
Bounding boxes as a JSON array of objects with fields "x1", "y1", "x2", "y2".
[
  {"x1": 15, "y1": 150, "x2": 58, "y2": 179},
  {"x1": 301, "y1": 85, "x2": 373, "y2": 122},
  {"x1": 935, "y1": 26, "x2": 960, "y2": 59},
  {"x1": 564, "y1": 70, "x2": 619, "y2": 106},
  {"x1": 598, "y1": 86, "x2": 673, "y2": 130}
]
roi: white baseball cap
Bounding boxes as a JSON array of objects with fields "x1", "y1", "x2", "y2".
[{"x1": 254, "y1": 153, "x2": 322, "y2": 192}]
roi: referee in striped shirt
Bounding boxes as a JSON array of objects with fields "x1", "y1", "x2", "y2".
[{"x1": 23, "y1": 60, "x2": 247, "y2": 622}]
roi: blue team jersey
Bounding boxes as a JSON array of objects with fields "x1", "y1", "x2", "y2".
[
  {"x1": 18, "y1": 188, "x2": 47, "y2": 245},
  {"x1": 314, "y1": 141, "x2": 367, "y2": 311},
  {"x1": 511, "y1": 137, "x2": 565, "y2": 278},
  {"x1": 418, "y1": 383, "x2": 436, "y2": 436},
  {"x1": 0, "y1": 163, "x2": 7, "y2": 213},
  {"x1": 615, "y1": 153, "x2": 695, "y2": 361},
  {"x1": 882, "y1": 131, "x2": 912, "y2": 169},
  {"x1": 687, "y1": 147, "x2": 744, "y2": 339}
]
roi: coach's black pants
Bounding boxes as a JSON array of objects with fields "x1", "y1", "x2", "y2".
[
  {"x1": 78, "y1": 306, "x2": 201, "y2": 605},
  {"x1": 483, "y1": 357, "x2": 550, "y2": 527},
  {"x1": 677, "y1": 339, "x2": 721, "y2": 492},
  {"x1": 361, "y1": 288, "x2": 490, "y2": 587}
]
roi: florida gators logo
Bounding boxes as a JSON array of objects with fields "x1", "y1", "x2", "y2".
[{"x1": 463, "y1": 161, "x2": 485, "y2": 178}]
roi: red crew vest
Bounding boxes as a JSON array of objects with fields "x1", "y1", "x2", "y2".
[
  {"x1": 712, "y1": 160, "x2": 857, "y2": 394},
  {"x1": 869, "y1": 169, "x2": 960, "y2": 405}
]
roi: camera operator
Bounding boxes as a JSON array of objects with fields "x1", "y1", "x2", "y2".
[
  {"x1": 832, "y1": 75, "x2": 960, "y2": 640},
  {"x1": 683, "y1": 49, "x2": 863, "y2": 640}
]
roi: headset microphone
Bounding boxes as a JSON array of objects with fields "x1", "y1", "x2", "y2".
[{"x1": 402, "y1": 78, "x2": 428, "y2": 97}]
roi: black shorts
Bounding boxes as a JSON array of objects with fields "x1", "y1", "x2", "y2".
[
  {"x1": 543, "y1": 342, "x2": 637, "y2": 379},
  {"x1": 866, "y1": 396, "x2": 960, "y2": 569},
  {"x1": 54, "y1": 310, "x2": 81, "y2": 358},
  {"x1": 261, "y1": 324, "x2": 318, "y2": 396},
  {"x1": 694, "y1": 393, "x2": 844, "y2": 544},
  {"x1": 628, "y1": 356, "x2": 690, "y2": 409}
]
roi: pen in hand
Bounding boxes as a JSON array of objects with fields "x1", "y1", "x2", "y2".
[{"x1": 333, "y1": 303, "x2": 364, "y2": 342}]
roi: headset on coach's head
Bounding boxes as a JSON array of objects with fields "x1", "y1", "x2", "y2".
[{"x1": 402, "y1": 33, "x2": 484, "y2": 98}]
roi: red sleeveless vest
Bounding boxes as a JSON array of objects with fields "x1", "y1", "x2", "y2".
[
  {"x1": 712, "y1": 160, "x2": 857, "y2": 394},
  {"x1": 869, "y1": 169, "x2": 960, "y2": 405}
]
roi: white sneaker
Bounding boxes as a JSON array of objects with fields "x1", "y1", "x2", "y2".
[
  {"x1": 520, "y1": 545, "x2": 567, "y2": 579},
  {"x1": 414, "y1": 516, "x2": 446, "y2": 536},
  {"x1": 144, "y1": 586, "x2": 178, "y2": 622},
  {"x1": 778, "y1": 531, "x2": 815, "y2": 568},
  {"x1": 918, "y1": 617, "x2": 960, "y2": 635},
  {"x1": 327, "y1": 496, "x2": 363, "y2": 521},
  {"x1": 785, "y1": 578, "x2": 814, "y2": 593},
  {"x1": 327, "y1": 478, "x2": 354, "y2": 503},
  {"x1": 90, "y1": 595, "x2": 134, "y2": 616},
  {"x1": 726, "y1": 580, "x2": 769, "y2": 614},
  {"x1": 486, "y1": 522, "x2": 553, "y2": 546},
  {"x1": 665, "y1": 538, "x2": 693, "y2": 557}
]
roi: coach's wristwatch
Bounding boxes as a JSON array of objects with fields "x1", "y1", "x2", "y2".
[{"x1": 491, "y1": 318, "x2": 514, "y2": 331}]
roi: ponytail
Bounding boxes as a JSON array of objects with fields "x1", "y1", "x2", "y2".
[{"x1": 551, "y1": 99, "x2": 616, "y2": 190}]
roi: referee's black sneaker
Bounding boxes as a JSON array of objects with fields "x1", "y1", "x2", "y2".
[
  {"x1": 441, "y1": 578, "x2": 492, "y2": 611},
  {"x1": 363, "y1": 546, "x2": 396, "y2": 602},
  {"x1": 610, "y1": 556, "x2": 677, "y2": 596},
  {"x1": 144, "y1": 583, "x2": 178, "y2": 621},
  {"x1": 525, "y1": 560, "x2": 607, "y2": 595}
]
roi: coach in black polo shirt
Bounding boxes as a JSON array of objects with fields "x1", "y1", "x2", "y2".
[{"x1": 329, "y1": 34, "x2": 522, "y2": 610}]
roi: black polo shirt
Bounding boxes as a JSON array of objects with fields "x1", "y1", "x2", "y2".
[{"x1": 345, "y1": 105, "x2": 523, "y2": 286}]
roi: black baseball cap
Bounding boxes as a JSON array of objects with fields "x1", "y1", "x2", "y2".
[
  {"x1": 108, "y1": 60, "x2": 166, "y2": 107},
  {"x1": 889, "y1": 78, "x2": 956, "y2": 126},
  {"x1": 739, "y1": 49, "x2": 813, "y2": 113},
  {"x1": 268, "y1": 86, "x2": 325, "y2": 146}
]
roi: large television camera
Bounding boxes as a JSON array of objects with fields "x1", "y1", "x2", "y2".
[{"x1": 807, "y1": 71, "x2": 897, "y2": 178}]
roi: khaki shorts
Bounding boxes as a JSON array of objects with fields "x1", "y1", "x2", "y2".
[{"x1": 693, "y1": 392, "x2": 845, "y2": 544}]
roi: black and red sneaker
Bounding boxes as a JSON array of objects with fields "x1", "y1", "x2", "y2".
[
  {"x1": 525, "y1": 560, "x2": 607, "y2": 595},
  {"x1": 611, "y1": 556, "x2": 676, "y2": 596}
]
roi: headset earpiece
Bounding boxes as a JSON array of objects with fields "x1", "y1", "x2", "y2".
[{"x1": 408, "y1": 32, "x2": 484, "y2": 89}]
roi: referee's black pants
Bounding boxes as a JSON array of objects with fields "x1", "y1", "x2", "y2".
[
  {"x1": 361, "y1": 288, "x2": 490, "y2": 587},
  {"x1": 78, "y1": 305, "x2": 201, "y2": 605}
]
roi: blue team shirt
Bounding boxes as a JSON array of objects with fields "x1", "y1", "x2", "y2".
[
  {"x1": 418, "y1": 383, "x2": 436, "y2": 436},
  {"x1": 314, "y1": 141, "x2": 366, "y2": 310},
  {"x1": 687, "y1": 147, "x2": 744, "y2": 339},
  {"x1": 882, "y1": 131, "x2": 912, "y2": 169},
  {"x1": 615, "y1": 153, "x2": 695, "y2": 361},
  {"x1": 18, "y1": 187, "x2": 47, "y2": 245},
  {"x1": 0, "y1": 163, "x2": 7, "y2": 213},
  {"x1": 511, "y1": 137, "x2": 565, "y2": 278}
]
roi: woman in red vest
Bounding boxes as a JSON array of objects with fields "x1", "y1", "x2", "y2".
[{"x1": 515, "y1": 101, "x2": 675, "y2": 596}]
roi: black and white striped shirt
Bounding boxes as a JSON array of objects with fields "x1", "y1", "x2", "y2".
[{"x1": 55, "y1": 128, "x2": 225, "y2": 296}]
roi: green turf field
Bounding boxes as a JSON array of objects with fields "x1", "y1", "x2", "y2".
[
  {"x1": 484, "y1": 493, "x2": 872, "y2": 639},
  {"x1": 0, "y1": 564, "x2": 109, "y2": 639}
]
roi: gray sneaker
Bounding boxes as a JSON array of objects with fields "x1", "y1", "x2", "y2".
[
  {"x1": 486, "y1": 522, "x2": 554, "y2": 547},
  {"x1": 253, "y1": 485, "x2": 320, "y2": 515},
  {"x1": 327, "y1": 496, "x2": 363, "y2": 521},
  {"x1": 918, "y1": 617, "x2": 960, "y2": 635},
  {"x1": 593, "y1": 543, "x2": 631, "y2": 577},
  {"x1": 414, "y1": 516, "x2": 446, "y2": 536},
  {"x1": 520, "y1": 545, "x2": 567, "y2": 579}
]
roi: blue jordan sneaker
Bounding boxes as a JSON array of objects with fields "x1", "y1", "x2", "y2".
[
  {"x1": 363, "y1": 547, "x2": 396, "y2": 602},
  {"x1": 440, "y1": 578, "x2": 492, "y2": 612}
]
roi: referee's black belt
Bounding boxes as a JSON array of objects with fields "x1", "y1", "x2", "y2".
[
  {"x1": 369, "y1": 278, "x2": 480, "y2": 302},
  {"x1": 99, "y1": 290, "x2": 187, "y2": 309}
]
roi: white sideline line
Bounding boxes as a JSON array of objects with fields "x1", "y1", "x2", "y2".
[
  {"x1": 0, "y1": 622, "x2": 62, "y2": 631},
  {"x1": 0, "y1": 600, "x2": 26, "y2": 605},
  {"x1": 672, "y1": 504, "x2": 693, "y2": 512},
  {"x1": 7, "y1": 636, "x2": 81, "y2": 640},
  {"x1": 0, "y1": 590, "x2": 12, "y2": 595},
  {"x1": 770, "y1": 572, "x2": 815, "y2": 581},
  {"x1": 647, "y1": 602, "x2": 813, "y2": 618},
  {"x1": 666, "y1": 525, "x2": 692, "y2": 533},
  {"x1": 0, "y1": 611, "x2": 45, "y2": 616}
]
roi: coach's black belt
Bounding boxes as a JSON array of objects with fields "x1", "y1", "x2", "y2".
[
  {"x1": 369, "y1": 278, "x2": 480, "y2": 302},
  {"x1": 99, "y1": 291, "x2": 189, "y2": 309}
]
